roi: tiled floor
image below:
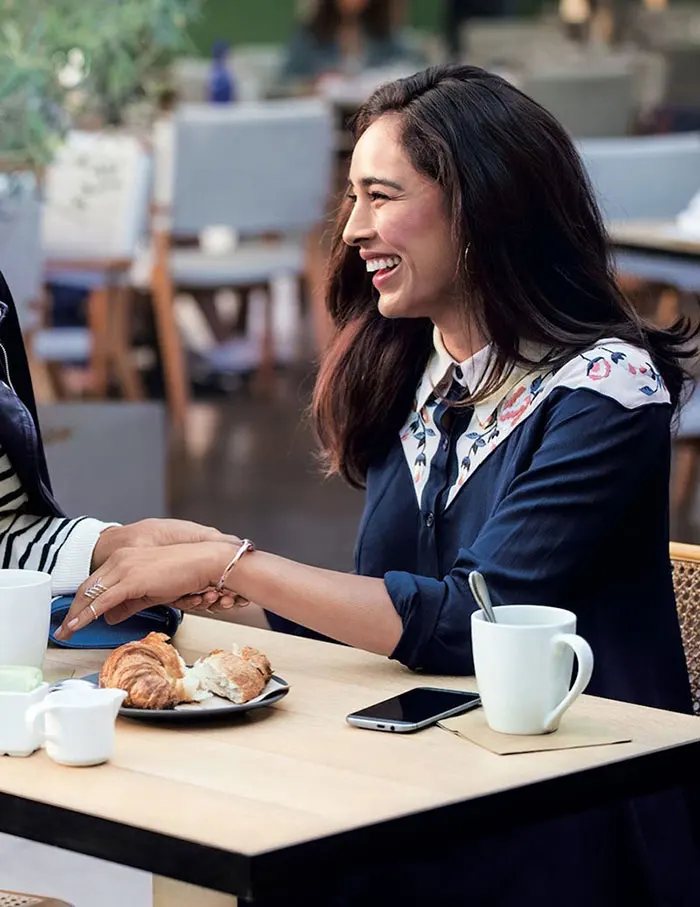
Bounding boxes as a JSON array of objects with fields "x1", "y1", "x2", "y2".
[{"x1": 0, "y1": 832, "x2": 151, "y2": 906}]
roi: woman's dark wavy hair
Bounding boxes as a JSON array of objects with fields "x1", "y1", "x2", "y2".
[
  {"x1": 309, "y1": 0, "x2": 393, "y2": 43},
  {"x1": 312, "y1": 64, "x2": 698, "y2": 488}
]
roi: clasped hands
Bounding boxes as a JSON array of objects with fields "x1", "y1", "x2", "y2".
[{"x1": 55, "y1": 518, "x2": 247, "y2": 641}]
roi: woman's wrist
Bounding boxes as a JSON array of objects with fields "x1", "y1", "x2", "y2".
[
  {"x1": 205, "y1": 540, "x2": 243, "y2": 587},
  {"x1": 91, "y1": 525, "x2": 125, "y2": 570}
]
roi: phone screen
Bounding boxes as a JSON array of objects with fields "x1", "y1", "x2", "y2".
[{"x1": 350, "y1": 688, "x2": 480, "y2": 725}]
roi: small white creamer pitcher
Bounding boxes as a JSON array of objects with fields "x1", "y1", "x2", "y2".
[
  {"x1": 0, "y1": 682, "x2": 49, "y2": 757},
  {"x1": 25, "y1": 687, "x2": 126, "y2": 766}
]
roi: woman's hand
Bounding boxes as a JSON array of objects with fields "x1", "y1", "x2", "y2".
[
  {"x1": 91, "y1": 519, "x2": 233, "y2": 570},
  {"x1": 55, "y1": 540, "x2": 241, "y2": 641},
  {"x1": 92, "y1": 520, "x2": 241, "y2": 612}
]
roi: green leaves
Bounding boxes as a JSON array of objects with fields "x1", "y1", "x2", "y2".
[{"x1": 0, "y1": 0, "x2": 204, "y2": 168}]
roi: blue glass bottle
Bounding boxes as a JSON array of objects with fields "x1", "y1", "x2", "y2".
[{"x1": 208, "y1": 40, "x2": 236, "y2": 104}]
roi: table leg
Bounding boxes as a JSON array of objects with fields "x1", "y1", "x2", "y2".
[
  {"x1": 111, "y1": 286, "x2": 145, "y2": 400},
  {"x1": 87, "y1": 286, "x2": 111, "y2": 397},
  {"x1": 253, "y1": 287, "x2": 275, "y2": 396},
  {"x1": 151, "y1": 231, "x2": 190, "y2": 432},
  {"x1": 655, "y1": 287, "x2": 681, "y2": 327},
  {"x1": 153, "y1": 876, "x2": 237, "y2": 906}
]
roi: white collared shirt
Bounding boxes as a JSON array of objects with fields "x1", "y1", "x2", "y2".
[
  {"x1": 401, "y1": 330, "x2": 670, "y2": 509},
  {"x1": 415, "y1": 327, "x2": 547, "y2": 426}
]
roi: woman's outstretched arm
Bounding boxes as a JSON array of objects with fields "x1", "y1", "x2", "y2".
[{"x1": 55, "y1": 542, "x2": 403, "y2": 657}]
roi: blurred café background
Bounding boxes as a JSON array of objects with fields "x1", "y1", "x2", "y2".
[
  {"x1": 2, "y1": 0, "x2": 700, "y2": 902},
  {"x1": 2, "y1": 0, "x2": 700, "y2": 585}
]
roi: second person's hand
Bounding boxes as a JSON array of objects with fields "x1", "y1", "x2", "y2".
[
  {"x1": 91, "y1": 520, "x2": 242, "y2": 612},
  {"x1": 55, "y1": 540, "x2": 241, "y2": 641},
  {"x1": 90, "y1": 518, "x2": 237, "y2": 571}
]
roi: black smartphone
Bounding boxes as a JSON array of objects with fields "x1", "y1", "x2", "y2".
[{"x1": 346, "y1": 686, "x2": 481, "y2": 733}]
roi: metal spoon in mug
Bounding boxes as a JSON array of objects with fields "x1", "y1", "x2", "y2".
[{"x1": 469, "y1": 571, "x2": 497, "y2": 624}]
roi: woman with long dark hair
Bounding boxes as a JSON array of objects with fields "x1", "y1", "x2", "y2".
[
  {"x1": 58, "y1": 66, "x2": 699, "y2": 903},
  {"x1": 280, "y1": 0, "x2": 422, "y2": 86}
]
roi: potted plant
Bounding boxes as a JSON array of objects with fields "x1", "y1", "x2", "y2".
[
  {"x1": 0, "y1": 0, "x2": 205, "y2": 170},
  {"x1": 0, "y1": 0, "x2": 79, "y2": 172},
  {"x1": 0, "y1": 0, "x2": 79, "y2": 325},
  {"x1": 67, "y1": 0, "x2": 205, "y2": 129},
  {"x1": 0, "y1": 0, "x2": 204, "y2": 376}
]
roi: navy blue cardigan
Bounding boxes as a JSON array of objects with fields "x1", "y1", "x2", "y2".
[
  {"x1": 263, "y1": 336, "x2": 699, "y2": 907},
  {"x1": 274, "y1": 337, "x2": 692, "y2": 716}
]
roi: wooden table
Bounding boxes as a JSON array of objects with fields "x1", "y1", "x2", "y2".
[
  {"x1": 610, "y1": 220, "x2": 700, "y2": 257},
  {"x1": 609, "y1": 219, "x2": 700, "y2": 292},
  {"x1": 1, "y1": 618, "x2": 699, "y2": 906}
]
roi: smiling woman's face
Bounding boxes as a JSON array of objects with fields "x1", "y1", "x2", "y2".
[{"x1": 343, "y1": 114, "x2": 461, "y2": 322}]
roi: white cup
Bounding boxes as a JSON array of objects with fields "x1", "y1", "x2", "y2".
[
  {"x1": 0, "y1": 570, "x2": 52, "y2": 668},
  {"x1": 0, "y1": 683, "x2": 49, "y2": 756},
  {"x1": 25, "y1": 687, "x2": 126, "y2": 767},
  {"x1": 472, "y1": 605, "x2": 594, "y2": 735}
]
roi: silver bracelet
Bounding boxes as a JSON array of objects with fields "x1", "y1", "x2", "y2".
[{"x1": 216, "y1": 538, "x2": 256, "y2": 593}]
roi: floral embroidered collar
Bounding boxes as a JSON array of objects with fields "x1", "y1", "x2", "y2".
[
  {"x1": 416, "y1": 327, "x2": 549, "y2": 428},
  {"x1": 401, "y1": 336, "x2": 670, "y2": 510}
]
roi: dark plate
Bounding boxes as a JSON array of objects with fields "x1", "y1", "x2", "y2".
[{"x1": 79, "y1": 672, "x2": 290, "y2": 722}]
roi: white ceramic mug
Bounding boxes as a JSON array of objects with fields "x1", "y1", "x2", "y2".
[
  {"x1": 25, "y1": 687, "x2": 126, "y2": 766},
  {"x1": 471, "y1": 605, "x2": 594, "y2": 735},
  {"x1": 0, "y1": 683, "x2": 49, "y2": 756},
  {"x1": 0, "y1": 570, "x2": 52, "y2": 667}
]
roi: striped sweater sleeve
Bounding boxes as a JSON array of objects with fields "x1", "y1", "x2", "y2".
[{"x1": 0, "y1": 447, "x2": 119, "y2": 595}]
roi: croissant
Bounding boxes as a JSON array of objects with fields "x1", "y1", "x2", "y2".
[
  {"x1": 190, "y1": 646, "x2": 272, "y2": 704},
  {"x1": 232, "y1": 644, "x2": 273, "y2": 681},
  {"x1": 99, "y1": 631, "x2": 202, "y2": 709}
]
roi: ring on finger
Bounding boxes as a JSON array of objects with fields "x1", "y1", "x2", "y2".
[
  {"x1": 88, "y1": 602, "x2": 99, "y2": 621},
  {"x1": 85, "y1": 580, "x2": 108, "y2": 601}
]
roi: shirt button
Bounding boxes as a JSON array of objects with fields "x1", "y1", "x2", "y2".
[
  {"x1": 425, "y1": 511, "x2": 435, "y2": 528},
  {"x1": 454, "y1": 366, "x2": 463, "y2": 380},
  {"x1": 441, "y1": 437, "x2": 449, "y2": 452}
]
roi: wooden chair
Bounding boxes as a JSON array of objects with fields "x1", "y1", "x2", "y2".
[
  {"x1": 670, "y1": 541, "x2": 700, "y2": 714},
  {"x1": 0, "y1": 172, "x2": 55, "y2": 398},
  {"x1": 149, "y1": 99, "x2": 334, "y2": 427},
  {"x1": 578, "y1": 134, "x2": 700, "y2": 329},
  {"x1": 37, "y1": 130, "x2": 151, "y2": 402},
  {"x1": 522, "y1": 66, "x2": 637, "y2": 139},
  {"x1": 0, "y1": 891, "x2": 73, "y2": 906},
  {"x1": 577, "y1": 133, "x2": 700, "y2": 223}
]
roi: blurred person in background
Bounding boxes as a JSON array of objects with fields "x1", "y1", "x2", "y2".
[{"x1": 280, "y1": 0, "x2": 423, "y2": 89}]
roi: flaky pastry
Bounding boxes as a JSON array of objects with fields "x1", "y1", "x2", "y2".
[
  {"x1": 190, "y1": 645, "x2": 272, "y2": 704},
  {"x1": 98, "y1": 635, "x2": 274, "y2": 709},
  {"x1": 98, "y1": 631, "x2": 204, "y2": 709}
]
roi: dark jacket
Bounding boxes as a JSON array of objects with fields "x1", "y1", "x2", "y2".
[{"x1": 0, "y1": 271, "x2": 63, "y2": 518}]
